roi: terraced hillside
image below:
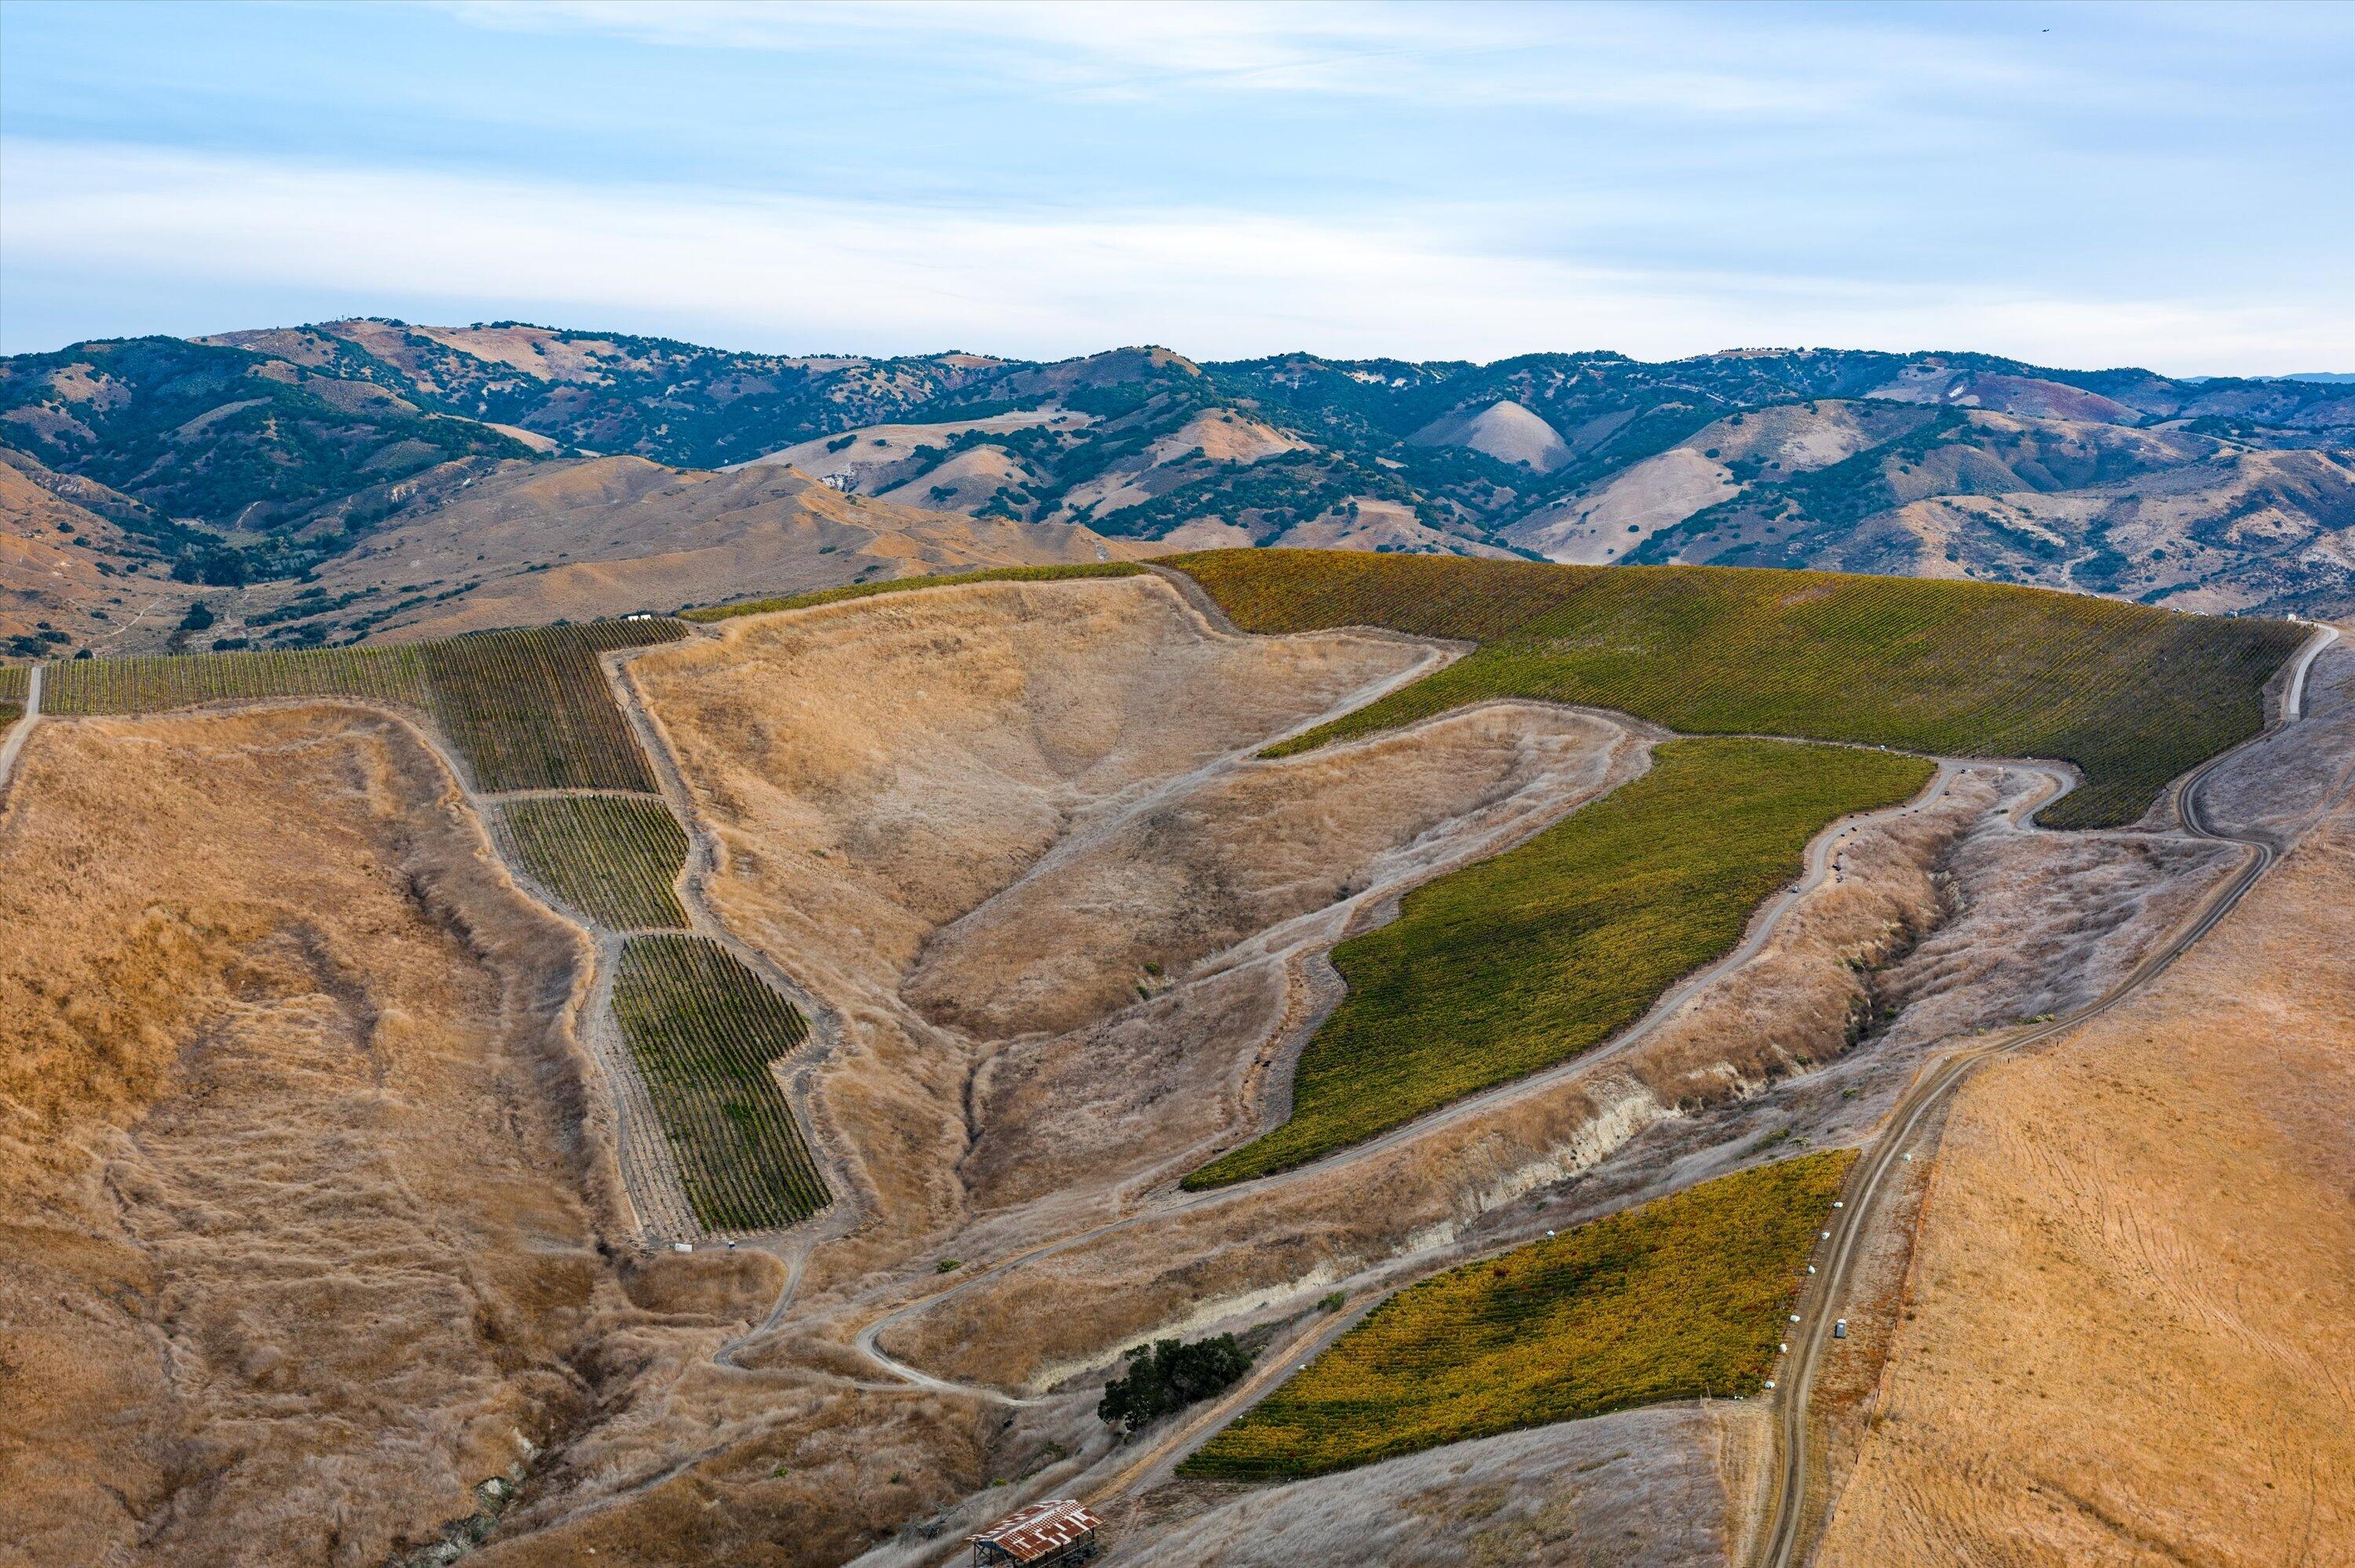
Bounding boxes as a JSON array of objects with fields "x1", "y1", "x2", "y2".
[
  {"x1": 1184, "y1": 1150, "x2": 1853, "y2": 1479},
  {"x1": 1169, "y1": 549, "x2": 2307, "y2": 827}
]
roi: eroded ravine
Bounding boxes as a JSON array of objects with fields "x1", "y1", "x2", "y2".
[{"x1": 541, "y1": 576, "x2": 2296, "y2": 1566}]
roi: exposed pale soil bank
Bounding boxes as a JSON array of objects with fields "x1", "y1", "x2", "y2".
[
  {"x1": 625, "y1": 572, "x2": 1611, "y2": 1271},
  {"x1": 1108, "y1": 1404, "x2": 1747, "y2": 1567},
  {"x1": 1818, "y1": 655, "x2": 2355, "y2": 1567},
  {"x1": 459, "y1": 574, "x2": 1656, "y2": 1561}
]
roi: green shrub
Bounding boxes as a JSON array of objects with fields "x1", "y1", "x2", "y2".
[{"x1": 1098, "y1": 1333, "x2": 1254, "y2": 1439}]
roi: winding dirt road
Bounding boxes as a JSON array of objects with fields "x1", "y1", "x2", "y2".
[
  {"x1": 844, "y1": 757, "x2": 1963, "y2": 1405},
  {"x1": 1751, "y1": 622, "x2": 2342, "y2": 1568}
]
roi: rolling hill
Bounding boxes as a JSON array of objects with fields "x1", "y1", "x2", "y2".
[{"x1": 5, "y1": 324, "x2": 2350, "y2": 659}]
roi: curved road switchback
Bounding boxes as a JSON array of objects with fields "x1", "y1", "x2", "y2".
[
  {"x1": 1753, "y1": 622, "x2": 2342, "y2": 1568},
  {"x1": 847, "y1": 760, "x2": 1964, "y2": 1411}
]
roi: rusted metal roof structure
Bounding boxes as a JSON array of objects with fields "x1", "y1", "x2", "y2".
[{"x1": 966, "y1": 1498, "x2": 1102, "y2": 1565}]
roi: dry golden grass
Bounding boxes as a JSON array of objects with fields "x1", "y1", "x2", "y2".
[
  {"x1": 1820, "y1": 790, "x2": 2355, "y2": 1566},
  {"x1": 0, "y1": 706, "x2": 605, "y2": 1566},
  {"x1": 338, "y1": 456, "x2": 1144, "y2": 642},
  {"x1": 630, "y1": 571, "x2": 1439, "y2": 1272}
]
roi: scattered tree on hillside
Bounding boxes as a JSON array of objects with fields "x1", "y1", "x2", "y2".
[{"x1": 1097, "y1": 1333, "x2": 1253, "y2": 1439}]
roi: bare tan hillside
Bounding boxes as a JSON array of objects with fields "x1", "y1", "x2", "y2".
[
  {"x1": 1820, "y1": 723, "x2": 2355, "y2": 1565},
  {"x1": 0, "y1": 706, "x2": 604, "y2": 1566},
  {"x1": 626, "y1": 574, "x2": 1448, "y2": 1245},
  {"x1": 0, "y1": 447, "x2": 202, "y2": 654},
  {"x1": 290, "y1": 456, "x2": 1141, "y2": 642},
  {"x1": 1410, "y1": 399, "x2": 1572, "y2": 472},
  {"x1": 746, "y1": 409, "x2": 1088, "y2": 491},
  {"x1": 1870, "y1": 445, "x2": 2355, "y2": 613}
]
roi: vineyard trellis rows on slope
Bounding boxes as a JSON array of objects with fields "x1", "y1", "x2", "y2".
[
  {"x1": 418, "y1": 621, "x2": 688, "y2": 792},
  {"x1": 1181, "y1": 1149, "x2": 1856, "y2": 1480},
  {"x1": 28, "y1": 618, "x2": 836, "y2": 1235},
  {"x1": 1164, "y1": 550, "x2": 2308, "y2": 829},
  {"x1": 497, "y1": 793, "x2": 691, "y2": 931},
  {"x1": 1185, "y1": 738, "x2": 1932, "y2": 1187},
  {"x1": 612, "y1": 934, "x2": 832, "y2": 1232},
  {"x1": 35, "y1": 618, "x2": 690, "y2": 792},
  {"x1": 0, "y1": 664, "x2": 30, "y2": 705},
  {"x1": 38, "y1": 644, "x2": 429, "y2": 713}
]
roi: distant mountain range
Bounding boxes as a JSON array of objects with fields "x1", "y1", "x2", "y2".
[{"x1": 4, "y1": 320, "x2": 2350, "y2": 655}]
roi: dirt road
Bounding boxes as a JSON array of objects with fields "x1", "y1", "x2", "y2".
[
  {"x1": 1752, "y1": 622, "x2": 2342, "y2": 1568},
  {"x1": 0, "y1": 663, "x2": 42, "y2": 804}
]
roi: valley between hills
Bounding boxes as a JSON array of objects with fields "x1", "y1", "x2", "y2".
[{"x1": 2, "y1": 323, "x2": 2352, "y2": 1568}]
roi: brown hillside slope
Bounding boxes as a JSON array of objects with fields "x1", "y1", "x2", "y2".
[
  {"x1": 0, "y1": 448, "x2": 202, "y2": 655},
  {"x1": 0, "y1": 707, "x2": 607, "y2": 1566},
  {"x1": 1820, "y1": 686, "x2": 2355, "y2": 1565},
  {"x1": 294, "y1": 456, "x2": 1142, "y2": 642}
]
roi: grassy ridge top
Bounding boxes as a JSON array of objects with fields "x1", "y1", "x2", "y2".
[
  {"x1": 683, "y1": 560, "x2": 1145, "y2": 622},
  {"x1": 34, "y1": 618, "x2": 689, "y2": 793},
  {"x1": 1165, "y1": 550, "x2": 2306, "y2": 828},
  {"x1": 1182, "y1": 1149, "x2": 1855, "y2": 1479},
  {"x1": 1186, "y1": 738, "x2": 1931, "y2": 1187}
]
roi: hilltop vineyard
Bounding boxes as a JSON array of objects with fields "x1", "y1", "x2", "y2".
[
  {"x1": 611, "y1": 935, "x2": 831, "y2": 1231},
  {"x1": 1182, "y1": 1150, "x2": 1855, "y2": 1479},
  {"x1": 499, "y1": 793, "x2": 690, "y2": 930},
  {"x1": 1167, "y1": 550, "x2": 2309, "y2": 828},
  {"x1": 417, "y1": 619, "x2": 688, "y2": 792},
  {"x1": 42, "y1": 644, "x2": 429, "y2": 715}
]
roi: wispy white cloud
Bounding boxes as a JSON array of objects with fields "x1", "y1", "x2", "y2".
[
  {"x1": 429, "y1": 0, "x2": 2054, "y2": 116},
  {"x1": 7, "y1": 137, "x2": 2341, "y2": 373}
]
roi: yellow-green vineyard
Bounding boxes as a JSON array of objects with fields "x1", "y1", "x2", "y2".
[
  {"x1": 499, "y1": 793, "x2": 690, "y2": 931},
  {"x1": 612, "y1": 935, "x2": 831, "y2": 1231},
  {"x1": 1182, "y1": 1150, "x2": 1855, "y2": 1479},
  {"x1": 1186, "y1": 739, "x2": 1931, "y2": 1187},
  {"x1": 38, "y1": 618, "x2": 690, "y2": 792},
  {"x1": 1166, "y1": 550, "x2": 2306, "y2": 829}
]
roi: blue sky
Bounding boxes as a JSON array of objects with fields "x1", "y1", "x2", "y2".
[{"x1": 2, "y1": 0, "x2": 2349, "y2": 373}]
